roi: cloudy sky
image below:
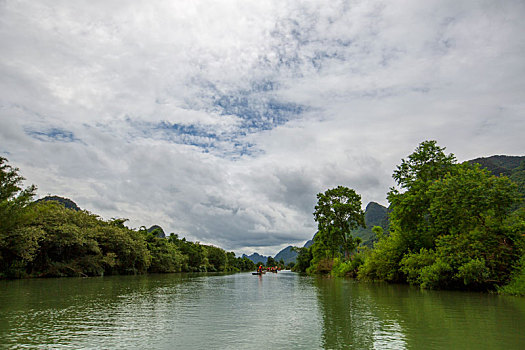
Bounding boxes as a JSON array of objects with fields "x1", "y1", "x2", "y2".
[{"x1": 1, "y1": 0, "x2": 524, "y2": 256}]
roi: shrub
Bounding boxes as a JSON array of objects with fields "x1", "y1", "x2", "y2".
[
  {"x1": 498, "y1": 255, "x2": 525, "y2": 296},
  {"x1": 419, "y1": 259, "x2": 453, "y2": 289},
  {"x1": 400, "y1": 248, "x2": 436, "y2": 285}
]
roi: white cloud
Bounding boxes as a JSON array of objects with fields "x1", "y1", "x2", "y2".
[{"x1": 1, "y1": 0, "x2": 524, "y2": 256}]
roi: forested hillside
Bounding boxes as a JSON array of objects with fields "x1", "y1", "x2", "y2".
[
  {"x1": 36, "y1": 196, "x2": 81, "y2": 211},
  {"x1": 470, "y1": 155, "x2": 525, "y2": 199},
  {"x1": 469, "y1": 155, "x2": 524, "y2": 177},
  {"x1": 241, "y1": 252, "x2": 268, "y2": 264},
  {"x1": 0, "y1": 157, "x2": 255, "y2": 278}
]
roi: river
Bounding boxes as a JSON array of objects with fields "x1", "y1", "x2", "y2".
[{"x1": 1, "y1": 271, "x2": 524, "y2": 349}]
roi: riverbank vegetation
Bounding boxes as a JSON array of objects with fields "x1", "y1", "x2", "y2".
[
  {"x1": 3, "y1": 139, "x2": 524, "y2": 295},
  {"x1": 0, "y1": 157, "x2": 256, "y2": 279},
  {"x1": 294, "y1": 141, "x2": 525, "y2": 295}
]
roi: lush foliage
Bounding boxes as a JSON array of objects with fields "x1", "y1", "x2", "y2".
[
  {"x1": 358, "y1": 141, "x2": 524, "y2": 291},
  {"x1": 469, "y1": 156, "x2": 525, "y2": 201},
  {"x1": 297, "y1": 141, "x2": 525, "y2": 293},
  {"x1": 0, "y1": 157, "x2": 254, "y2": 279},
  {"x1": 291, "y1": 246, "x2": 313, "y2": 273},
  {"x1": 297, "y1": 186, "x2": 365, "y2": 274},
  {"x1": 313, "y1": 186, "x2": 365, "y2": 259},
  {"x1": 0, "y1": 157, "x2": 39, "y2": 277},
  {"x1": 331, "y1": 252, "x2": 366, "y2": 278},
  {"x1": 498, "y1": 253, "x2": 525, "y2": 296}
]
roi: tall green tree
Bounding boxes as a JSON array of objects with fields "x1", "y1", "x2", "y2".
[
  {"x1": 360, "y1": 141, "x2": 458, "y2": 282},
  {"x1": 0, "y1": 157, "x2": 36, "y2": 233},
  {"x1": 398, "y1": 165, "x2": 523, "y2": 290},
  {"x1": 313, "y1": 186, "x2": 365, "y2": 260},
  {"x1": 0, "y1": 157, "x2": 40, "y2": 277},
  {"x1": 387, "y1": 140, "x2": 457, "y2": 251}
]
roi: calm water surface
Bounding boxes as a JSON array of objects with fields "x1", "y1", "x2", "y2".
[{"x1": 1, "y1": 271, "x2": 524, "y2": 349}]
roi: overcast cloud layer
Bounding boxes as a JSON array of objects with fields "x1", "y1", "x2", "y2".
[{"x1": 1, "y1": 0, "x2": 524, "y2": 256}]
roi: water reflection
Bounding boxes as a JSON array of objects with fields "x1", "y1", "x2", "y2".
[
  {"x1": 313, "y1": 278, "x2": 525, "y2": 349},
  {"x1": 314, "y1": 278, "x2": 406, "y2": 349},
  {"x1": 0, "y1": 274, "x2": 192, "y2": 348},
  {"x1": 1, "y1": 273, "x2": 525, "y2": 349},
  {"x1": 0, "y1": 272, "x2": 324, "y2": 349}
]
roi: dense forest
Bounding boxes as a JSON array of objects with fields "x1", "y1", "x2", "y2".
[
  {"x1": 293, "y1": 141, "x2": 525, "y2": 295},
  {"x1": 0, "y1": 157, "x2": 256, "y2": 278}
]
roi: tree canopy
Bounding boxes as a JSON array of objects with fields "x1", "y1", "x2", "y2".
[
  {"x1": 297, "y1": 141, "x2": 525, "y2": 294},
  {"x1": 313, "y1": 186, "x2": 365, "y2": 260},
  {"x1": 359, "y1": 141, "x2": 524, "y2": 290}
]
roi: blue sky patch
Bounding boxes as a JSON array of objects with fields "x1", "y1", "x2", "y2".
[
  {"x1": 155, "y1": 121, "x2": 217, "y2": 139},
  {"x1": 151, "y1": 121, "x2": 263, "y2": 158},
  {"x1": 161, "y1": 77, "x2": 309, "y2": 156},
  {"x1": 214, "y1": 93, "x2": 305, "y2": 132},
  {"x1": 208, "y1": 78, "x2": 307, "y2": 131},
  {"x1": 25, "y1": 127, "x2": 80, "y2": 143}
]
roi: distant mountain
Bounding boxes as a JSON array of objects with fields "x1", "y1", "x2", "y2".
[
  {"x1": 242, "y1": 252, "x2": 268, "y2": 264},
  {"x1": 351, "y1": 201, "x2": 390, "y2": 247},
  {"x1": 303, "y1": 239, "x2": 313, "y2": 248},
  {"x1": 468, "y1": 155, "x2": 524, "y2": 177},
  {"x1": 36, "y1": 196, "x2": 81, "y2": 211},
  {"x1": 273, "y1": 240, "x2": 315, "y2": 264},
  {"x1": 148, "y1": 225, "x2": 166, "y2": 238},
  {"x1": 469, "y1": 155, "x2": 525, "y2": 198},
  {"x1": 274, "y1": 246, "x2": 297, "y2": 264}
]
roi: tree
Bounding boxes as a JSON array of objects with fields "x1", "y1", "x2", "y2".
[
  {"x1": 204, "y1": 245, "x2": 227, "y2": 272},
  {"x1": 0, "y1": 157, "x2": 36, "y2": 233},
  {"x1": 0, "y1": 157, "x2": 40, "y2": 277},
  {"x1": 292, "y1": 246, "x2": 312, "y2": 273},
  {"x1": 428, "y1": 163, "x2": 520, "y2": 236},
  {"x1": 360, "y1": 141, "x2": 524, "y2": 290},
  {"x1": 419, "y1": 163, "x2": 522, "y2": 289},
  {"x1": 372, "y1": 226, "x2": 384, "y2": 241},
  {"x1": 387, "y1": 140, "x2": 457, "y2": 252},
  {"x1": 313, "y1": 186, "x2": 365, "y2": 260},
  {"x1": 172, "y1": 239, "x2": 206, "y2": 272},
  {"x1": 142, "y1": 228, "x2": 183, "y2": 273},
  {"x1": 360, "y1": 141, "x2": 459, "y2": 282},
  {"x1": 391, "y1": 140, "x2": 456, "y2": 189}
]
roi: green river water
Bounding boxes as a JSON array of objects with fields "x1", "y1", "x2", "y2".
[{"x1": 1, "y1": 271, "x2": 524, "y2": 349}]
